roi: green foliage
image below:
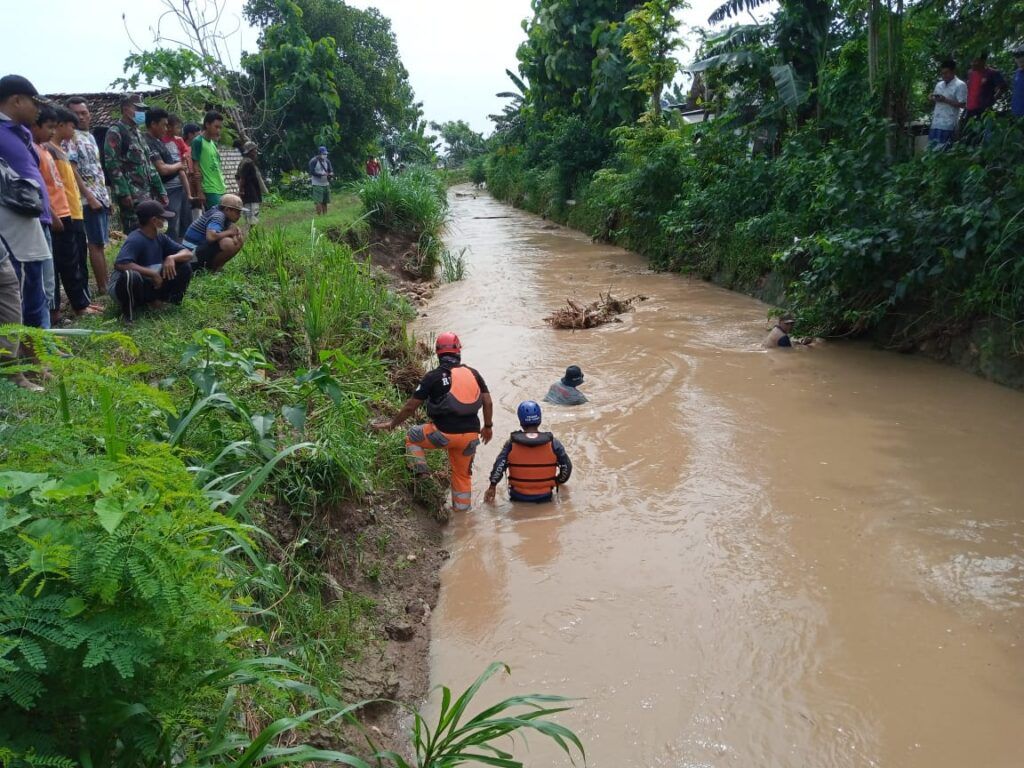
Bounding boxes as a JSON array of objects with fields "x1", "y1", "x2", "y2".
[
  {"x1": 243, "y1": 0, "x2": 425, "y2": 176},
  {"x1": 113, "y1": 48, "x2": 221, "y2": 119},
  {"x1": 0, "y1": 459, "x2": 238, "y2": 763},
  {"x1": 517, "y1": 0, "x2": 645, "y2": 125},
  {"x1": 621, "y1": 0, "x2": 687, "y2": 117},
  {"x1": 0, "y1": 194, "x2": 430, "y2": 765},
  {"x1": 429, "y1": 120, "x2": 486, "y2": 168},
  {"x1": 378, "y1": 662, "x2": 585, "y2": 768},
  {"x1": 354, "y1": 167, "x2": 450, "y2": 278},
  {"x1": 467, "y1": 157, "x2": 487, "y2": 186},
  {"x1": 440, "y1": 247, "x2": 469, "y2": 283}
]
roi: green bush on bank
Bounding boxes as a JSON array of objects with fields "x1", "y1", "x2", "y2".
[
  {"x1": 488, "y1": 114, "x2": 1024, "y2": 360},
  {"x1": 354, "y1": 166, "x2": 450, "y2": 278},
  {"x1": 0, "y1": 199, "x2": 420, "y2": 765}
]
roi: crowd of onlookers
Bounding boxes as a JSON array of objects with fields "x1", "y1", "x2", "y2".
[
  {"x1": 0, "y1": 74, "x2": 269, "y2": 391},
  {"x1": 928, "y1": 49, "x2": 1024, "y2": 148}
]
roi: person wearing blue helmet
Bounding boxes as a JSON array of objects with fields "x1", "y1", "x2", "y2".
[
  {"x1": 484, "y1": 400, "x2": 572, "y2": 504},
  {"x1": 544, "y1": 364, "x2": 587, "y2": 405}
]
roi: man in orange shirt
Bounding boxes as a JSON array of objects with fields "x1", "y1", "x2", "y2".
[
  {"x1": 31, "y1": 104, "x2": 67, "y2": 324},
  {"x1": 52, "y1": 107, "x2": 100, "y2": 315},
  {"x1": 32, "y1": 105, "x2": 97, "y2": 320}
]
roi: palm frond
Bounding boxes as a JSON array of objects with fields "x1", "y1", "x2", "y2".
[
  {"x1": 687, "y1": 50, "x2": 764, "y2": 73},
  {"x1": 708, "y1": 0, "x2": 773, "y2": 25}
]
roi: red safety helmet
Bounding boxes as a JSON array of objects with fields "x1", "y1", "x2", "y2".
[{"x1": 435, "y1": 331, "x2": 462, "y2": 355}]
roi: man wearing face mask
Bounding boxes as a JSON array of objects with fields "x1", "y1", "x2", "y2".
[
  {"x1": 103, "y1": 94, "x2": 166, "y2": 234},
  {"x1": 108, "y1": 200, "x2": 192, "y2": 321}
]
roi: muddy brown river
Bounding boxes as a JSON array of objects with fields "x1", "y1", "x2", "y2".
[{"x1": 420, "y1": 188, "x2": 1024, "y2": 767}]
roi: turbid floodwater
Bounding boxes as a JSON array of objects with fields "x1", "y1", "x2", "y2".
[{"x1": 419, "y1": 187, "x2": 1024, "y2": 767}]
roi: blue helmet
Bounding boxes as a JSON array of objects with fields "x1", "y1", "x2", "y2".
[{"x1": 517, "y1": 400, "x2": 542, "y2": 427}]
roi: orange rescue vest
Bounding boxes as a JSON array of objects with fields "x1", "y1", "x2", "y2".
[
  {"x1": 426, "y1": 365, "x2": 483, "y2": 420},
  {"x1": 507, "y1": 431, "x2": 558, "y2": 496}
]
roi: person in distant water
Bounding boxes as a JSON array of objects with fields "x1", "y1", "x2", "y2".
[
  {"x1": 181, "y1": 193, "x2": 246, "y2": 272},
  {"x1": 1012, "y1": 47, "x2": 1024, "y2": 118},
  {"x1": 191, "y1": 111, "x2": 226, "y2": 210},
  {"x1": 309, "y1": 146, "x2": 333, "y2": 215},
  {"x1": 484, "y1": 400, "x2": 573, "y2": 504},
  {"x1": 544, "y1": 364, "x2": 588, "y2": 405},
  {"x1": 365, "y1": 155, "x2": 381, "y2": 177},
  {"x1": 372, "y1": 332, "x2": 494, "y2": 514},
  {"x1": 235, "y1": 141, "x2": 266, "y2": 225},
  {"x1": 928, "y1": 59, "x2": 967, "y2": 150},
  {"x1": 104, "y1": 94, "x2": 167, "y2": 234},
  {"x1": 65, "y1": 96, "x2": 112, "y2": 294},
  {"x1": 963, "y1": 52, "x2": 1007, "y2": 125},
  {"x1": 108, "y1": 200, "x2": 193, "y2": 321},
  {"x1": 764, "y1": 314, "x2": 818, "y2": 348},
  {"x1": 143, "y1": 108, "x2": 187, "y2": 240}
]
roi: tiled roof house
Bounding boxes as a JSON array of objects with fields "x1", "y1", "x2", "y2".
[{"x1": 44, "y1": 89, "x2": 240, "y2": 193}]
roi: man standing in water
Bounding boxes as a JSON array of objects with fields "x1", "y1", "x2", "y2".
[
  {"x1": 544, "y1": 364, "x2": 588, "y2": 405},
  {"x1": 372, "y1": 332, "x2": 493, "y2": 513},
  {"x1": 484, "y1": 401, "x2": 572, "y2": 504},
  {"x1": 765, "y1": 314, "x2": 818, "y2": 348}
]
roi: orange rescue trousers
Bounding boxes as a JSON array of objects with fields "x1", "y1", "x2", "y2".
[{"x1": 405, "y1": 423, "x2": 480, "y2": 512}]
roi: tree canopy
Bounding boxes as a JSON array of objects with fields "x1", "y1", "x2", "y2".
[{"x1": 243, "y1": 0, "x2": 428, "y2": 174}]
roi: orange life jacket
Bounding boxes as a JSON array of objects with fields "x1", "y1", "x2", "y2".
[
  {"x1": 507, "y1": 431, "x2": 558, "y2": 496},
  {"x1": 426, "y1": 365, "x2": 483, "y2": 420}
]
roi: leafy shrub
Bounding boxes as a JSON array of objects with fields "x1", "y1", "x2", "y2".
[
  {"x1": 275, "y1": 170, "x2": 311, "y2": 201},
  {"x1": 493, "y1": 106, "x2": 1024, "y2": 358},
  {"x1": 353, "y1": 166, "x2": 450, "y2": 277},
  {"x1": 0, "y1": 458, "x2": 237, "y2": 763}
]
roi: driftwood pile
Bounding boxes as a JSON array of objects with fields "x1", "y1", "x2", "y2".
[{"x1": 544, "y1": 292, "x2": 647, "y2": 329}]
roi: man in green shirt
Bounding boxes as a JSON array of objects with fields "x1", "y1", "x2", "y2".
[{"x1": 190, "y1": 110, "x2": 226, "y2": 210}]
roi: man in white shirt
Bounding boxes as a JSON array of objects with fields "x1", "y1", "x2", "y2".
[{"x1": 929, "y1": 59, "x2": 967, "y2": 149}]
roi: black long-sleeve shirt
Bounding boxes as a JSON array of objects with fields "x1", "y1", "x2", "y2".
[{"x1": 489, "y1": 434, "x2": 572, "y2": 487}]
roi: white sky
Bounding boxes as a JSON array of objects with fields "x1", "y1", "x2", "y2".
[{"x1": 7, "y1": 0, "x2": 734, "y2": 134}]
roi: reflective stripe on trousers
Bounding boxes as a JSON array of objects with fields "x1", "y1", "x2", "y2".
[{"x1": 405, "y1": 423, "x2": 478, "y2": 511}]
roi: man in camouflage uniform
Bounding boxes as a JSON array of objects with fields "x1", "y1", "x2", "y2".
[{"x1": 104, "y1": 94, "x2": 166, "y2": 234}]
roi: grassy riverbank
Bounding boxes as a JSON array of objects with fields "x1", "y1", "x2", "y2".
[{"x1": 0, "y1": 184, "x2": 449, "y2": 762}]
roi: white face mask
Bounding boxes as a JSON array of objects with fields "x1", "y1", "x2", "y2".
[{"x1": 156, "y1": 219, "x2": 169, "y2": 234}]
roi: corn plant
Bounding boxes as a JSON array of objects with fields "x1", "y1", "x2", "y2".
[
  {"x1": 374, "y1": 662, "x2": 585, "y2": 768},
  {"x1": 440, "y1": 247, "x2": 468, "y2": 283}
]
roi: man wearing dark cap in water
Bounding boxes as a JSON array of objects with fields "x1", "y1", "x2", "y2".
[
  {"x1": 765, "y1": 314, "x2": 818, "y2": 348},
  {"x1": 544, "y1": 365, "x2": 588, "y2": 405}
]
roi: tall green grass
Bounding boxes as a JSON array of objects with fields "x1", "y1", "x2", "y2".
[
  {"x1": 440, "y1": 246, "x2": 468, "y2": 283},
  {"x1": 354, "y1": 167, "x2": 450, "y2": 278}
]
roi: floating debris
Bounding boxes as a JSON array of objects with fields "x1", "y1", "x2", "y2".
[{"x1": 544, "y1": 292, "x2": 648, "y2": 329}]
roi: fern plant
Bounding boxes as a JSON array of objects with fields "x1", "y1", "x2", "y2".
[{"x1": 0, "y1": 460, "x2": 239, "y2": 766}]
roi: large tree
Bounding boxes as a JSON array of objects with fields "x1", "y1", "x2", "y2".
[
  {"x1": 244, "y1": 0, "x2": 425, "y2": 174},
  {"x1": 517, "y1": 0, "x2": 647, "y2": 125},
  {"x1": 429, "y1": 120, "x2": 486, "y2": 167}
]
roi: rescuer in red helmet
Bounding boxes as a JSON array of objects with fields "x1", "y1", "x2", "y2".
[{"x1": 372, "y1": 331, "x2": 493, "y2": 513}]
